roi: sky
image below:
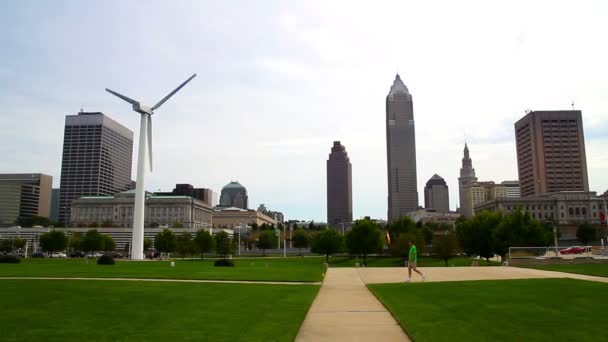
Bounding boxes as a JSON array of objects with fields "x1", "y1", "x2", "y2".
[{"x1": 1, "y1": 0, "x2": 607, "y2": 222}]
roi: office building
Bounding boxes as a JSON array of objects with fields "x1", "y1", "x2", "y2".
[
  {"x1": 58, "y1": 112, "x2": 133, "y2": 224},
  {"x1": 218, "y1": 181, "x2": 248, "y2": 209},
  {"x1": 424, "y1": 174, "x2": 450, "y2": 213},
  {"x1": 501, "y1": 180, "x2": 521, "y2": 198},
  {"x1": 157, "y1": 184, "x2": 217, "y2": 207},
  {"x1": 462, "y1": 181, "x2": 509, "y2": 218},
  {"x1": 0, "y1": 173, "x2": 52, "y2": 226},
  {"x1": 458, "y1": 143, "x2": 477, "y2": 212},
  {"x1": 212, "y1": 206, "x2": 277, "y2": 229},
  {"x1": 515, "y1": 110, "x2": 589, "y2": 197},
  {"x1": 70, "y1": 189, "x2": 213, "y2": 229},
  {"x1": 386, "y1": 74, "x2": 418, "y2": 220},
  {"x1": 50, "y1": 188, "x2": 60, "y2": 222},
  {"x1": 326, "y1": 141, "x2": 353, "y2": 227},
  {"x1": 257, "y1": 204, "x2": 285, "y2": 223}
]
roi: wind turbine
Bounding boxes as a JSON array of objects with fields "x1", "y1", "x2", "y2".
[{"x1": 106, "y1": 73, "x2": 197, "y2": 260}]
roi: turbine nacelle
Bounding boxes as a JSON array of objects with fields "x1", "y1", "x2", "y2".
[{"x1": 133, "y1": 103, "x2": 153, "y2": 115}]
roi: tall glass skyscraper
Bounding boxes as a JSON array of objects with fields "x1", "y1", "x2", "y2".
[
  {"x1": 386, "y1": 75, "x2": 418, "y2": 221},
  {"x1": 58, "y1": 112, "x2": 133, "y2": 224}
]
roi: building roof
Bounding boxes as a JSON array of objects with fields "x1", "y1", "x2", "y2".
[
  {"x1": 388, "y1": 74, "x2": 410, "y2": 97},
  {"x1": 426, "y1": 174, "x2": 447, "y2": 187},
  {"x1": 222, "y1": 181, "x2": 246, "y2": 190}
]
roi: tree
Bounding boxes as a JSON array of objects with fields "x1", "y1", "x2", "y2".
[
  {"x1": 13, "y1": 237, "x2": 26, "y2": 250},
  {"x1": 250, "y1": 223, "x2": 259, "y2": 231},
  {"x1": 193, "y1": 230, "x2": 215, "y2": 259},
  {"x1": 256, "y1": 230, "x2": 277, "y2": 256},
  {"x1": 69, "y1": 232, "x2": 82, "y2": 251},
  {"x1": 493, "y1": 210, "x2": 551, "y2": 261},
  {"x1": 39, "y1": 230, "x2": 67, "y2": 257},
  {"x1": 387, "y1": 217, "x2": 426, "y2": 257},
  {"x1": 154, "y1": 228, "x2": 176, "y2": 256},
  {"x1": 17, "y1": 215, "x2": 51, "y2": 227},
  {"x1": 149, "y1": 222, "x2": 160, "y2": 228},
  {"x1": 345, "y1": 219, "x2": 383, "y2": 265},
  {"x1": 215, "y1": 231, "x2": 234, "y2": 259},
  {"x1": 577, "y1": 223, "x2": 597, "y2": 245},
  {"x1": 143, "y1": 238, "x2": 153, "y2": 252},
  {"x1": 311, "y1": 228, "x2": 344, "y2": 263},
  {"x1": 432, "y1": 235, "x2": 459, "y2": 266},
  {"x1": 176, "y1": 232, "x2": 195, "y2": 257},
  {"x1": 456, "y1": 211, "x2": 502, "y2": 261},
  {"x1": 171, "y1": 221, "x2": 184, "y2": 228},
  {"x1": 102, "y1": 235, "x2": 115, "y2": 252},
  {"x1": 81, "y1": 229, "x2": 104, "y2": 257},
  {"x1": 0, "y1": 240, "x2": 12, "y2": 253},
  {"x1": 292, "y1": 229, "x2": 310, "y2": 256}
]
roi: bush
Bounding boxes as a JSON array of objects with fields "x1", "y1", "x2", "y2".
[
  {"x1": 0, "y1": 255, "x2": 20, "y2": 263},
  {"x1": 97, "y1": 254, "x2": 115, "y2": 265},
  {"x1": 214, "y1": 259, "x2": 235, "y2": 267}
]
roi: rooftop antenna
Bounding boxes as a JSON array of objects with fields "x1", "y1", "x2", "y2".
[
  {"x1": 571, "y1": 101, "x2": 575, "y2": 110},
  {"x1": 105, "y1": 73, "x2": 197, "y2": 260}
]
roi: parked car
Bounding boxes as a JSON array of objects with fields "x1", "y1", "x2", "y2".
[
  {"x1": 51, "y1": 252, "x2": 67, "y2": 258},
  {"x1": 69, "y1": 251, "x2": 87, "y2": 258},
  {"x1": 146, "y1": 251, "x2": 161, "y2": 259},
  {"x1": 32, "y1": 252, "x2": 45, "y2": 258},
  {"x1": 106, "y1": 252, "x2": 123, "y2": 259},
  {"x1": 559, "y1": 246, "x2": 587, "y2": 255}
]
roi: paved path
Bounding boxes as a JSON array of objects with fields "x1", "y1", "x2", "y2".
[
  {"x1": 0, "y1": 276, "x2": 321, "y2": 285},
  {"x1": 357, "y1": 266, "x2": 608, "y2": 284},
  {"x1": 296, "y1": 268, "x2": 409, "y2": 342}
]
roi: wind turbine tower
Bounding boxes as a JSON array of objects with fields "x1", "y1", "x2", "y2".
[{"x1": 106, "y1": 74, "x2": 196, "y2": 260}]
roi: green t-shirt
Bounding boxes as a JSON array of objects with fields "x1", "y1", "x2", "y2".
[{"x1": 409, "y1": 245, "x2": 417, "y2": 262}]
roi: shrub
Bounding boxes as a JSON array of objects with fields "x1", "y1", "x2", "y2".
[
  {"x1": 214, "y1": 259, "x2": 234, "y2": 267},
  {"x1": 0, "y1": 255, "x2": 21, "y2": 263},
  {"x1": 97, "y1": 254, "x2": 115, "y2": 265}
]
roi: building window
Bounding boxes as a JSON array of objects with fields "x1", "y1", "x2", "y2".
[
  {"x1": 582, "y1": 207, "x2": 587, "y2": 216},
  {"x1": 575, "y1": 208, "x2": 580, "y2": 216},
  {"x1": 569, "y1": 208, "x2": 573, "y2": 216}
]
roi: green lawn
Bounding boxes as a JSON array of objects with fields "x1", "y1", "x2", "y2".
[
  {"x1": 0, "y1": 257, "x2": 325, "y2": 282},
  {"x1": 329, "y1": 256, "x2": 500, "y2": 267},
  {"x1": 523, "y1": 263, "x2": 608, "y2": 277},
  {"x1": 0, "y1": 279, "x2": 318, "y2": 341},
  {"x1": 369, "y1": 278, "x2": 608, "y2": 342}
]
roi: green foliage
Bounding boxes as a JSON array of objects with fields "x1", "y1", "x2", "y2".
[
  {"x1": 13, "y1": 237, "x2": 26, "y2": 250},
  {"x1": 39, "y1": 230, "x2": 67, "y2": 257},
  {"x1": 250, "y1": 223, "x2": 259, "y2": 231},
  {"x1": 292, "y1": 229, "x2": 310, "y2": 256},
  {"x1": 81, "y1": 229, "x2": 103, "y2": 256},
  {"x1": 69, "y1": 232, "x2": 82, "y2": 251},
  {"x1": 576, "y1": 224, "x2": 597, "y2": 244},
  {"x1": 421, "y1": 226, "x2": 434, "y2": 244},
  {"x1": 214, "y1": 232, "x2": 234, "y2": 258},
  {"x1": 171, "y1": 221, "x2": 184, "y2": 228},
  {"x1": 143, "y1": 238, "x2": 152, "y2": 252},
  {"x1": 155, "y1": 229, "x2": 176, "y2": 254},
  {"x1": 102, "y1": 235, "x2": 115, "y2": 251},
  {"x1": 387, "y1": 217, "x2": 426, "y2": 258},
  {"x1": 311, "y1": 228, "x2": 344, "y2": 263},
  {"x1": 345, "y1": 219, "x2": 382, "y2": 265},
  {"x1": 432, "y1": 235, "x2": 459, "y2": 266},
  {"x1": 17, "y1": 215, "x2": 51, "y2": 227},
  {"x1": 494, "y1": 210, "x2": 552, "y2": 259},
  {"x1": 176, "y1": 232, "x2": 195, "y2": 257},
  {"x1": 97, "y1": 255, "x2": 115, "y2": 265},
  {"x1": 0, "y1": 255, "x2": 21, "y2": 263},
  {"x1": 0, "y1": 239, "x2": 12, "y2": 253},
  {"x1": 214, "y1": 259, "x2": 235, "y2": 267},
  {"x1": 193, "y1": 230, "x2": 215, "y2": 259},
  {"x1": 456, "y1": 211, "x2": 502, "y2": 260},
  {"x1": 256, "y1": 230, "x2": 277, "y2": 255},
  {"x1": 148, "y1": 222, "x2": 160, "y2": 228}
]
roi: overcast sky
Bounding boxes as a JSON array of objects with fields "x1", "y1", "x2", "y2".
[{"x1": 1, "y1": 0, "x2": 607, "y2": 222}]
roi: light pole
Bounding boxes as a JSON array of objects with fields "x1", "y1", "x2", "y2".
[
  {"x1": 283, "y1": 225, "x2": 287, "y2": 258},
  {"x1": 237, "y1": 224, "x2": 241, "y2": 256},
  {"x1": 289, "y1": 224, "x2": 293, "y2": 249}
]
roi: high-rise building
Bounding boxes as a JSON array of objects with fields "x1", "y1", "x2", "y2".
[
  {"x1": 58, "y1": 112, "x2": 133, "y2": 224},
  {"x1": 501, "y1": 181, "x2": 521, "y2": 198},
  {"x1": 326, "y1": 141, "x2": 352, "y2": 227},
  {"x1": 50, "y1": 188, "x2": 60, "y2": 222},
  {"x1": 386, "y1": 74, "x2": 418, "y2": 221},
  {"x1": 458, "y1": 143, "x2": 477, "y2": 213},
  {"x1": 0, "y1": 173, "x2": 52, "y2": 226},
  {"x1": 157, "y1": 184, "x2": 217, "y2": 207},
  {"x1": 219, "y1": 181, "x2": 248, "y2": 209},
  {"x1": 424, "y1": 174, "x2": 450, "y2": 213},
  {"x1": 515, "y1": 110, "x2": 589, "y2": 197},
  {"x1": 462, "y1": 181, "x2": 508, "y2": 218}
]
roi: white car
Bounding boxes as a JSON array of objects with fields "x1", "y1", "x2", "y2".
[{"x1": 52, "y1": 252, "x2": 67, "y2": 258}]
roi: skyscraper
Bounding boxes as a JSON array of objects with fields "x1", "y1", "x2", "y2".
[
  {"x1": 386, "y1": 74, "x2": 418, "y2": 221},
  {"x1": 515, "y1": 110, "x2": 589, "y2": 197},
  {"x1": 0, "y1": 173, "x2": 52, "y2": 226},
  {"x1": 458, "y1": 143, "x2": 477, "y2": 212},
  {"x1": 424, "y1": 174, "x2": 449, "y2": 213},
  {"x1": 326, "y1": 141, "x2": 352, "y2": 227},
  {"x1": 219, "y1": 181, "x2": 248, "y2": 209},
  {"x1": 58, "y1": 112, "x2": 133, "y2": 224}
]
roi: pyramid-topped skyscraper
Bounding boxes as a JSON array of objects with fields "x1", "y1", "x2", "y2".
[{"x1": 386, "y1": 74, "x2": 418, "y2": 221}]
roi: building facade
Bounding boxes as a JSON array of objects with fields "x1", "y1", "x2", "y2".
[
  {"x1": 58, "y1": 112, "x2": 134, "y2": 224},
  {"x1": 0, "y1": 174, "x2": 53, "y2": 226},
  {"x1": 515, "y1": 110, "x2": 589, "y2": 197},
  {"x1": 386, "y1": 74, "x2": 419, "y2": 221},
  {"x1": 257, "y1": 204, "x2": 285, "y2": 223},
  {"x1": 475, "y1": 191, "x2": 607, "y2": 227},
  {"x1": 212, "y1": 207, "x2": 277, "y2": 229},
  {"x1": 326, "y1": 141, "x2": 353, "y2": 227},
  {"x1": 458, "y1": 143, "x2": 477, "y2": 212},
  {"x1": 424, "y1": 174, "x2": 449, "y2": 213},
  {"x1": 70, "y1": 190, "x2": 213, "y2": 229},
  {"x1": 218, "y1": 181, "x2": 248, "y2": 209},
  {"x1": 407, "y1": 208, "x2": 460, "y2": 226},
  {"x1": 462, "y1": 181, "x2": 509, "y2": 218},
  {"x1": 501, "y1": 180, "x2": 521, "y2": 198},
  {"x1": 157, "y1": 184, "x2": 217, "y2": 207}
]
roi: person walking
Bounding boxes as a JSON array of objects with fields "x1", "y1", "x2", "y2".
[{"x1": 406, "y1": 240, "x2": 425, "y2": 282}]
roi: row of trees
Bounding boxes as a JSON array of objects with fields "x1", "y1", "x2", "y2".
[
  {"x1": 152, "y1": 229, "x2": 234, "y2": 259},
  {"x1": 37, "y1": 229, "x2": 117, "y2": 257}
]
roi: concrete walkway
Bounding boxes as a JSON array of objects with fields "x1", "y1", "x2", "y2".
[
  {"x1": 0, "y1": 276, "x2": 321, "y2": 285},
  {"x1": 296, "y1": 268, "x2": 409, "y2": 342}
]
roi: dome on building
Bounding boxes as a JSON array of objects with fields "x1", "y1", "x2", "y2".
[
  {"x1": 219, "y1": 181, "x2": 248, "y2": 209},
  {"x1": 222, "y1": 181, "x2": 245, "y2": 190}
]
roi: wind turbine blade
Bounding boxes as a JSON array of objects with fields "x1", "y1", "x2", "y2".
[
  {"x1": 151, "y1": 73, "x2": 197, "y2": 110},
  {"x1": 105, "y1": 88, "x2": 139, "y2": 105},
  {"x1": 147, "y1": 117, "x2": 153, "y2": 172}
]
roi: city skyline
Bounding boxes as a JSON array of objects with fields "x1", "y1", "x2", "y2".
[{"x1": 1, "y1": 1, "x2": 608, "y2": 221}]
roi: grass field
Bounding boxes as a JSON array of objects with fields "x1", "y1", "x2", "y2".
[
  {"x1": 329, "y1": 256, "x2": 501, "y2": 267},
  {"x1": 523, "y1": 263, "x2": 608, "y2": 277},
  {"x1": 0, "y1": 257, "x2": 325, "y2": 282},
  {"x1": 369, "y1": 278, "x2": 608, "y2": 342},
  {"x1": 0, "y1": 279, "x2": 318, "y2": 341}
]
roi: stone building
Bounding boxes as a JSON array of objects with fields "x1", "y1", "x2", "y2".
[
  {"x1": 212, "y1": 207, "x2": 277, "y2": 229},
  {"x1": 458, "y1": 143, "x2": 477, "y2": 213},
  {"x1": 219, "y1": 181, "x2": 248, "y2": 209}
]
